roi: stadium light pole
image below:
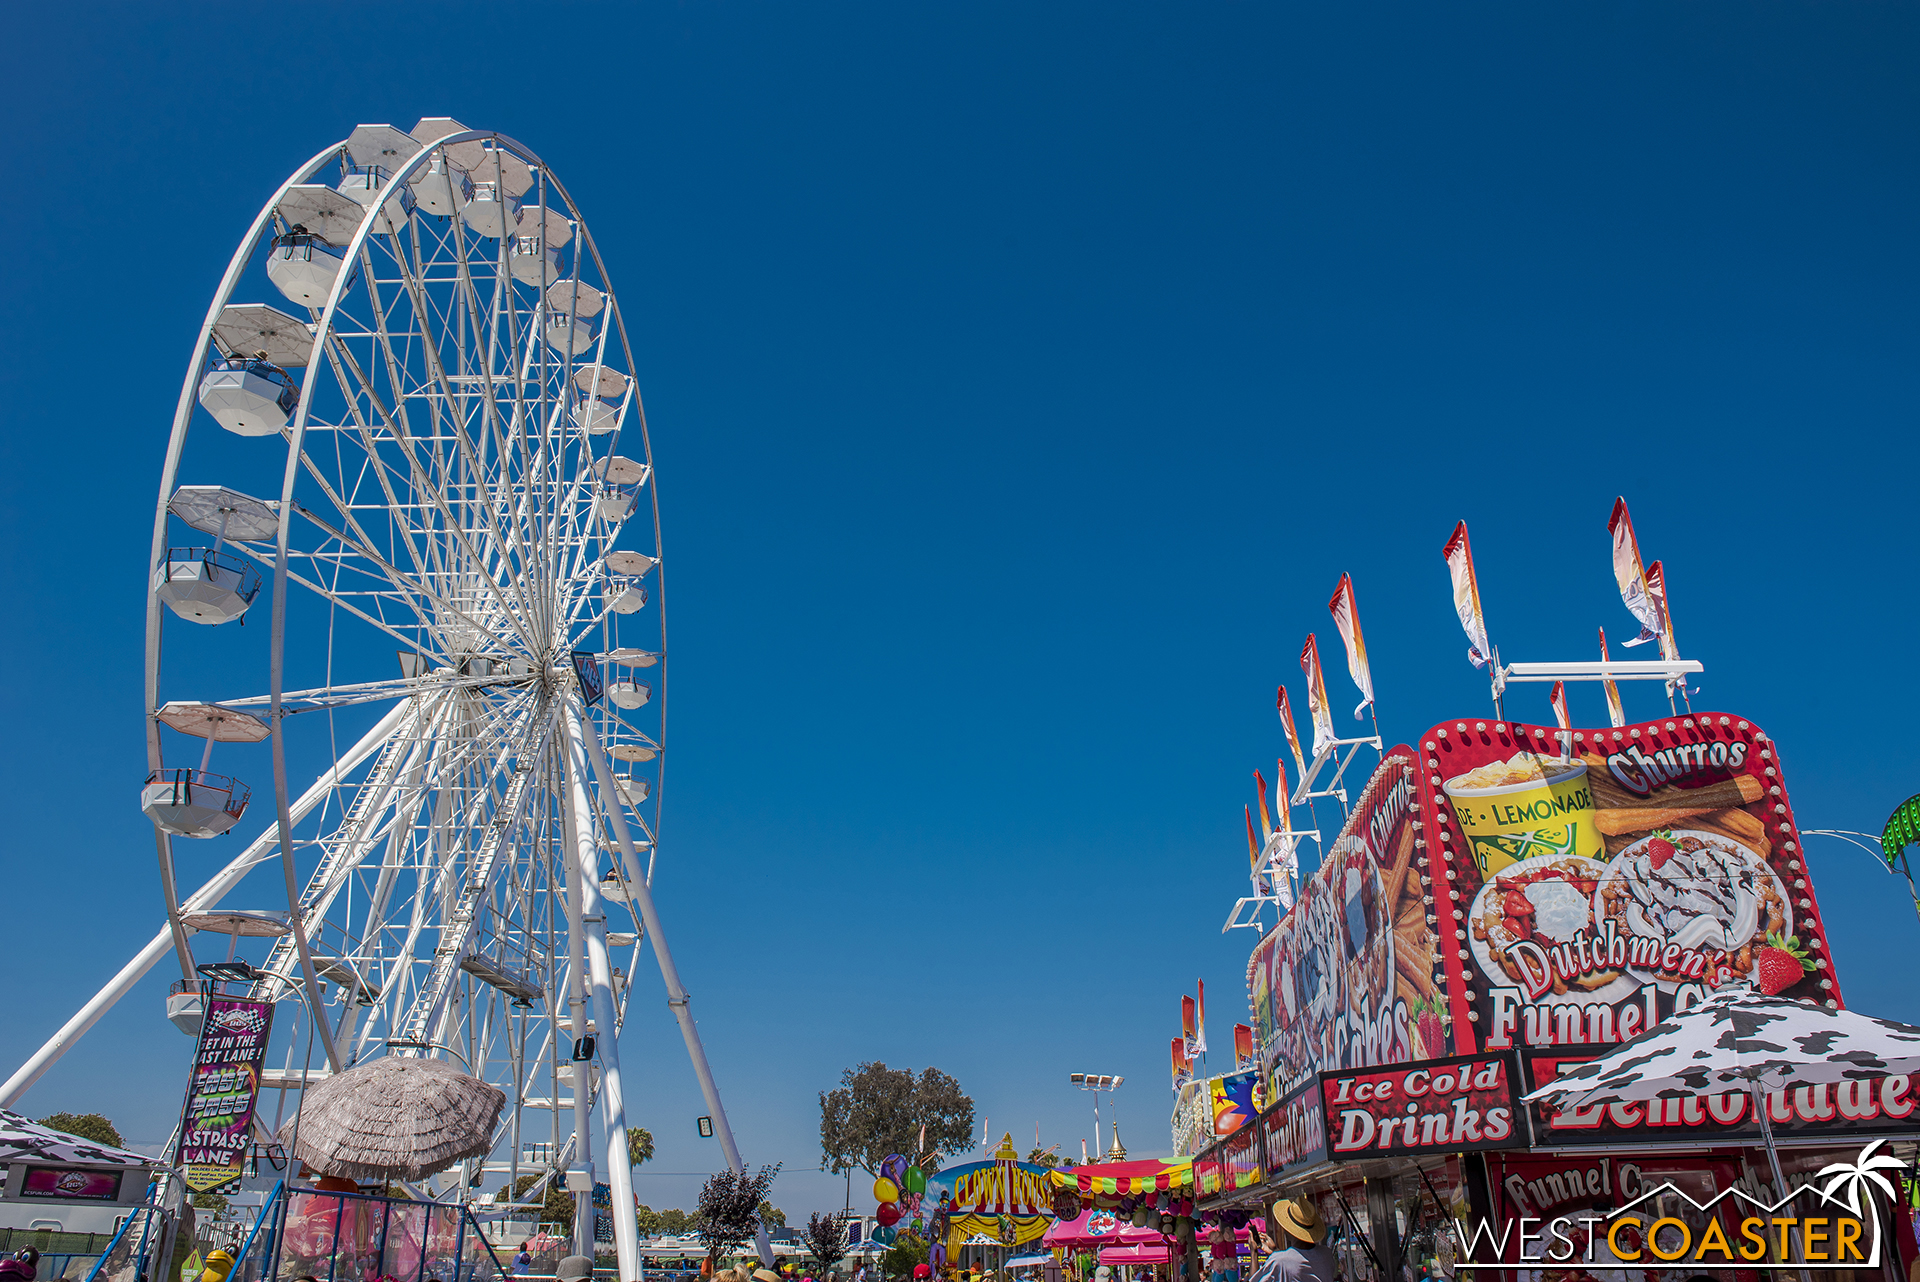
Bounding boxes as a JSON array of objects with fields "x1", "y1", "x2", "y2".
[{"x1": 1069, "y1": 1074, "x2": 1124, "y2": 1161}]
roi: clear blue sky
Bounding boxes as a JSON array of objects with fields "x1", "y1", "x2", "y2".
[{"x1": 2, "y1": 0, "x2": 1916, "y2": 1222}]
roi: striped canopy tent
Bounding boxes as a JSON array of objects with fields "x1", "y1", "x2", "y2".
[
  {"x1": 936, "y1": 1135, "x2": 1058, "y2": 1259},
  {"x1": 1048, "y1": 1158, "x2": 1194, "y2": 1205}
]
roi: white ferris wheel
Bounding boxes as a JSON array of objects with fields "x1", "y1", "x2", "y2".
[{"x1": 0, "y1": 118, "x2": 750, "y2": 1273}]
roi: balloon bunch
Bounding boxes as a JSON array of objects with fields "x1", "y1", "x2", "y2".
[{"x1": 870, "y1": 1153, "x2": 929, "y2": 1246}]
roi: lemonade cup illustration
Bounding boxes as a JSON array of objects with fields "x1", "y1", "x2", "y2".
[{"x1": 1443, "y1": 754, "x2": 1600, "y2": 876}]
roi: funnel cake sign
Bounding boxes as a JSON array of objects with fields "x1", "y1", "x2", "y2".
[
  {"x1": 1413, "y1": 713, "x2": 1847, "y2": 1138},
  {"x1": 1461, "y1": 1142, "x2": 1905, "y2": 1272}
]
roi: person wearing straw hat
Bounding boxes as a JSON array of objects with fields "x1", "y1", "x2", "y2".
[{"x1": 1250, "y1": 1200, "x2": 1330, "y2": 1282}]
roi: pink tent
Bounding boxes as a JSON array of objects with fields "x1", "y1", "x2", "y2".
[{"x1": 1098, "y1": 1245, "x2": 1171, "y2": 1266}]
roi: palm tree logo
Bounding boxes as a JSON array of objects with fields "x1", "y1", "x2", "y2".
[{"x1": 1817, "y1": 1140, "x2": 1905, "y2": 1216}]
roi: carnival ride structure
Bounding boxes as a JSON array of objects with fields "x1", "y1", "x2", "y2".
[{"x1": 0, "y1": 118, "x2": 754, "y2": 1282}]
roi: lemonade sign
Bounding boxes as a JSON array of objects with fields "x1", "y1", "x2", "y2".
[{"x1": 1443, "y1": 752, "x2": 1601, "y2": 876}]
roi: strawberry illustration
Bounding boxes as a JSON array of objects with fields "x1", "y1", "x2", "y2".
[
  {"x1": 1416, "y1": 1003, "x2": 1446, "y2": 1058},
  {"x1": 1754, "y1": 933, "x2": 1814, "y2": 996},
  {"x1": 1646, "y1": 831, "x2": 1677, "y2": 871}
]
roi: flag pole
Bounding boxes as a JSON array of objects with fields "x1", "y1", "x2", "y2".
[{"x1": 1490, "y1": 644, "x2": 1506, "y2": 721}]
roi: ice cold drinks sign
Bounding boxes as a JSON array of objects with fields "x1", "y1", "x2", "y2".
[{"x1": 1320, "y1": 1052, "x2": 1526, "y2": 1156}]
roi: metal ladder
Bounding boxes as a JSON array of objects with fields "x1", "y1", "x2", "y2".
[{"x1": 392, "y1": 761, "x2": 536, "y2": 1049}]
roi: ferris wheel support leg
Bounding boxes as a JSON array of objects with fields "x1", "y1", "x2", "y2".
[
  {"x1": 572, "y1": 702, "x2": 773, "y2": 1267},
  {"x1": 559, "y1": 734, "x2": 597, "y2": 1261},
  {"x1": 563, "y1": 705, "x2": 642, "y2": 1282},
  {"x1": 0, "y1": 699, "x2": 413, "y2": 1107}
]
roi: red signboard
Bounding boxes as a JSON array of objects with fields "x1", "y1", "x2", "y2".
[
  {"x1": 1320, "y1": 1051, "x2": 1527, "y2": 1157},
  {"x1": 1525, "y1": 1052, "x2": 1920, "y2": 1146},
  {"x1": 1260, "y1": 1079, "x2": 1329, "y2": 1180},
  {"x1": 1485, "y1": 1152, "x2": 1745, "y2": 1267},
  {"x1": 1411, "y1": 714, "x2": 1837, "y2": 1067}
]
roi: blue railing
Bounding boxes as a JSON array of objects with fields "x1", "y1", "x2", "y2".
[{"x1": 224, "y1": 1187, "x2": 507, "y2": 1282}]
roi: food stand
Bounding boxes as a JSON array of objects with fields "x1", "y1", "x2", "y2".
[{"x1": 1209, "y1": 708, "x2": 1920, "y2": 1282}]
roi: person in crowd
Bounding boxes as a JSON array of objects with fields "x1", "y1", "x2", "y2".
[{"x1": 1249, "y1": 1201, "x2": 1331, "y2": 1282}]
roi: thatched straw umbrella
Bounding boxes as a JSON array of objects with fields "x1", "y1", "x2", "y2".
[{"x1": 278, "y1": 1056, "x2": 506, "y2": 1182}]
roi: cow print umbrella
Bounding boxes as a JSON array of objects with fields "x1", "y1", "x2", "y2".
[
  {"x1": 1522, "y1": 989, "x2": 1920, "y2": 1107},
  {"x1": 1522, "y1": 988, "x2": 1920, "y2": 1204}
]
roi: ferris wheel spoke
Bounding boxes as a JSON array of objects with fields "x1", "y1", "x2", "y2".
[
  {"x1": 399, "y1": 220, "x2": 545, "y2": 584},
  {"x1": 311, "y1": 323, "x2": 436, "y2": 586},
  {"x1": 211, "y1": 670, "x2": 515, "y2": 713},
  {"x1": 321, "y1": 279, "x2": 548, "y2": 642},
  {"x1": 226, "y1": 538, "x2": 446, "y2": 657},
  {"x1": 251, "y1": 693, "x2": 440, "y2": 997},
  {"x1": 283, "y1": 501, "x2": 530, "y2": 659},
  {"x1": 318, "y1": 332, "x2": 545, "y2": 655}
]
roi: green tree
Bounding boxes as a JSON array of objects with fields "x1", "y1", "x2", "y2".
[
  {"x1": 819, "y1": 1064, "x2": 974, "y2": 1177},
  {"x1": 191, "y1": 1191, "x2": 229, "y2": 1215},
  {"x1": 628, "y1": 1128, "x2": 655, "y2": 1168},
  {"x1": 1026, "y1": 1146, "x2": 1061, "y2": 1168},
  {"x1": 880, "y1": 1231, "x2": 928, "y2": 1280},
  {"x1": 38, "y1": 1113, "x2": 123, "y2": 1147},
  {"x1": 757, "y1": 1201, "x2": 786, "y2": 1229},
  {"x1": 498, "y1": 1173, "x2": 576, "y2": 1236},
  {"x1": 657, "y1": 1208, "x2": 695, "y2": 1235}
]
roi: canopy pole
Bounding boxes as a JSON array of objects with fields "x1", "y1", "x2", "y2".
[{"x1": 1750, "y1": 1079, "x2": 1810, "y2": 1282}]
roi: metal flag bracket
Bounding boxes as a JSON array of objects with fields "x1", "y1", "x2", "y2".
[
  {"x1": 1222, "y1": 828, "x2": 1321, "y2": 934},
  {"x1": 1292, "y1": 737, "x2": 1383, "y2": 811}
]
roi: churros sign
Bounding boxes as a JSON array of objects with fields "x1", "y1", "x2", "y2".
[{"x1": 1460, "y1": 1141, "x2": 1903, "y2": 1272}]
